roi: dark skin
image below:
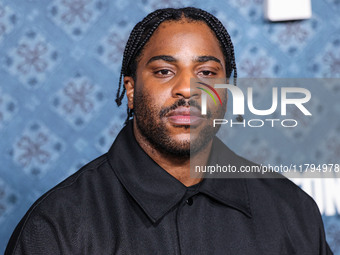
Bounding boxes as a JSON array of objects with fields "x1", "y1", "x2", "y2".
[{"x1": 124, "y1": 19, "x2": 227, "y2": 187}]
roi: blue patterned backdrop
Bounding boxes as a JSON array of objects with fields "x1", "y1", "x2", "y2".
[{"x1": 0, "y1": 0, "x2": 339, "y2": 253}]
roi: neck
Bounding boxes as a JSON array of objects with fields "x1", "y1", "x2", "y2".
[{"x1": 133, "y1": 121, "x2": 212, "y2": 187}]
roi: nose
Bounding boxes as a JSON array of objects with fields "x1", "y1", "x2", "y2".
[{"x1": 171, "y1": 70, "x2": 200, "y2": 99}]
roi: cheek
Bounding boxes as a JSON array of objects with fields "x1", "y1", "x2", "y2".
[
  {"x1": 221, "y1": 92, "x2": 228, "y2": 111},
  {"x1": 136, "y1": 85, "x2": 171, "y2": 107},
  {"x1": 134, "y1": 87, "x2": 165, "y2": 115},
  {"x1": 205, "y1": 91, "x2": 227, "y2": 118}
]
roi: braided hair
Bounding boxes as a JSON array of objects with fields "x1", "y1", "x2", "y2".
[{"x1": 115, "y1": 7, "x2": 238, "y2": 124}]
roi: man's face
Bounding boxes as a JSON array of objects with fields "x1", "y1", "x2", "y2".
[{"x1": 126, "y1": 20, "x2": 227, "y2": 156}]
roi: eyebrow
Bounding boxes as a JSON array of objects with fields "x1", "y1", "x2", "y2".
[
  {"x1": 146, "y1": 55, "x2": 222, "y2": 66},
  {"x1": 195, "y1": 56, "x2": 222, "y2": 65},
  {"x1": 146, "y1": 55, "x2": 177, "y2": 65}
]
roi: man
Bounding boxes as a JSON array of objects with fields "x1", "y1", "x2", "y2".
[{"x1": 5, "y1": 7, "x2": 333, "y2": 254}]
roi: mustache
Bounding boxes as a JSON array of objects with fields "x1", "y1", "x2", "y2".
[{"x1": 159, "y1": 99, "x2": 212, "y2": 118}]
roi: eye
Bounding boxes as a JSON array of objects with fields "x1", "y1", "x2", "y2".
[
  {"x1": 154, "y1": 69, "x2": 173, "y2": 77},
  {"x1": 199, "y1": 70, "x2": 217, "y2": 76}
]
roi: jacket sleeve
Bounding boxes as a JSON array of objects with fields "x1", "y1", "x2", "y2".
[
  {"x1": 5, "y1": 190, "x2": 81, "y2": 255},
  {"x1": 312, "y1": 199, "x2": 334, "y2": 255},
  {"x1": 5, "y1": 210, "x2": 63, "y2": 255},
  {"x1": 325, "y1": 243, "x2": 334, "y2": 255}
]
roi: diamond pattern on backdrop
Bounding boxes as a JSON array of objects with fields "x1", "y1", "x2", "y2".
[
  {"x1": 4, "y1": 30, "x2": 59, "y2": 88},
  {"x1": 48, "y1": 0, "x2": 107, "y2": 40},
  {"x1": 12, "y1": 122, "x2": 64, "y2": 177},
  {"x1": 52, "y1": 74, "x2": 106, "y2": 129}
]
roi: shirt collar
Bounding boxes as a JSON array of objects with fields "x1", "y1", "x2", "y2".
[
  {"x1": 107, "y1": 120, "x2": 252, "y2": 223},
  {"x1": 198, "y1": 137, "x2": 252, "y2": 218}
]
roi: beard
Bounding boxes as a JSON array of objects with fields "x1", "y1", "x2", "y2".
[{"x1": 133, "y1": 89, "x2": 226, "y2": 158}]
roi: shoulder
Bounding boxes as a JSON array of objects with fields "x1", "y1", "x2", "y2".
[
  {"x1": 217, "y1": 140, "x2": 323, "y2": 224},
  {"x1": 246, "y1": 176, "x2": 317, "y2": 209},
  {"x1": 231, "y1": 151, "x2": 321, "y2": 214},
  {"x1": 5, "y1": 153, "x2": 116, "y2": 254},
  {"x1": 244, "y1": 167, "x2": 325, "y2": 236},
  {"x1": 29, "y1": 153, "x2": 115, "y2": 214},
  {"x1": 34, "y1": 154, "x2": 110, "y2": 207}
]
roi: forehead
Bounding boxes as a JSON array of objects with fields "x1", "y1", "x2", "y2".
[{"x1": 139, "y1": 20, "x2": 223, "y2": 59}]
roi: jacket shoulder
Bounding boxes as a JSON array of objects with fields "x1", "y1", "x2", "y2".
[{"x1": 5, "y1": 154, "x2": 111, "y2": 254}]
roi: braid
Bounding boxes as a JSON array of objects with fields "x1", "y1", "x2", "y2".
[
  {"x1": 115, "y1": 11, "x2": 175, "y2": 107},
  {"x1": 115, "y1": 27, "x2": 139, "y2": 106},
  {"x1": 192, "y1": 10, "x2": 237, "y2": 85},
  {"x1": 115, "y1": 7, "x2": 239, "y2": 124}
]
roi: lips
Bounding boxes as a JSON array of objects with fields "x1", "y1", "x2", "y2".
[{"x1": 166, "y1": 107, "x2": 204, "y2": 126}]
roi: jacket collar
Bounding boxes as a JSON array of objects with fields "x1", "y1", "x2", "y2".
[{"x1": 107, "y1": 120, "x2": 252, "y2": 223}]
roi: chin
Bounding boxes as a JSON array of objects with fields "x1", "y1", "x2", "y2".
[
  {"x1": 171, "y1": 132, "x2": 191, "y2": 140},
  {"x1": 162, "y1": 140, "x2": 191, "y2": 157}
]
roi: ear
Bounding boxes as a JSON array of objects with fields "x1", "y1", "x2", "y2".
[{"x1": 124, "y1": 76, "x2": 135, "y2": 110}]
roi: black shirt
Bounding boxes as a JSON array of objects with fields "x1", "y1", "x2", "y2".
[{"x1": 6, "y1": 121, "x2": 333, "y2": 255}]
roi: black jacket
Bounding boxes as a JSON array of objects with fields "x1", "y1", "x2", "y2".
[{"x1": 6, "y1": 121, "x2": 333, "y2": 254}]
